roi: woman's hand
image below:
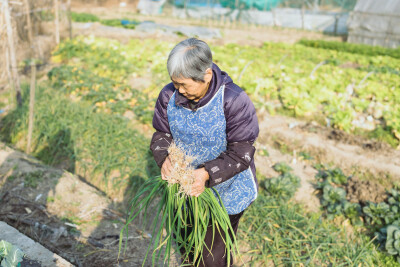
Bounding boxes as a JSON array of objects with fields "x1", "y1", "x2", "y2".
[
  {"x1": 161, "y1": 156, "x2": 172, "y2": 181},
  {"x1": 190, "y1": 168, "x2": 210, "y2": 197}
]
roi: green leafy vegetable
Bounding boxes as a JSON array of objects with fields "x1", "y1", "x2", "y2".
[
  {"x1": 0, "y1": 240, "x2": 24, "y2": 267},
  {"x1": 321, "y1": 185, "x2": 347, "y2": 218},
  {"x1": 385, "y1": 225, "x2": 400, "y2": 263},
  {"x1": 363, "y1": 202, "x2": 395, "y2": 226},
  {"x1": 321, "y1": 185, "x2": 346, "y2": 207},
  {"x1": 343, "y1": 202, "x2": 363, "y2": 226},
  {"x1": 262, "y1": 172, "x2": 300, "y2": 200},
  {"x1": 70, "y1": 12, "x2": 99, "y2": 22},
  {"x1": 272, "y1": 162, "x2": 293, "y2": 174},
  {"x1": 316, "y1": 168, "x2": 349, "y2": 188}
]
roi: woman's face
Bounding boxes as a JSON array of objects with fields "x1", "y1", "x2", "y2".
[{"x1": 171, "y1": 68, "x2": 212, "y2": 101}]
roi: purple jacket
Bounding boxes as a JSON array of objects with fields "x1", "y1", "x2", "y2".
[{"x1": 150, "y1": 63, "x2": 259, "y2": 188}]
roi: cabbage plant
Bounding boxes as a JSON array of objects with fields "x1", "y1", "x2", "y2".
[
  {"x1": 363, "y1": 202, "x2": 395, "y2": 226},
  {"x1": 272, "y1": 162, "x2": 293, "y2": 175},
  {"x1": 385, "y1": 225, "x2": 400, "y2": 263},
  {"x1": 0, "y1": 240, "x2": 24, "y2": 267},
  {"x1": 262, "y1": 173, "x2": 300, "y2": 200},
  {"x1": 343, "y1": 202, "x2": 363, "y2": 226}
]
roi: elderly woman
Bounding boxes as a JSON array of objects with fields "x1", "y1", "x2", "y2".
[{"x1": 150, "y1": 38, "x2": 259, "y2": 266}]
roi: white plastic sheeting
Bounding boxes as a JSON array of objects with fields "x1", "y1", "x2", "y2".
[
  {"x1": 347, "y1": 0, "x2": 400, "y2": 48},
  {"x1": 136, "y1": 21, "x2": 222, "y2": 39},
  {"x1": 172, "y1": 7, "x2": 348, "y2": 34},
  {"x1": 137, "y1": 0, "x2": 167, "y2": 15}
]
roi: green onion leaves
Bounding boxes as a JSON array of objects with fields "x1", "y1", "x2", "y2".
[{"x1": 119, "y1": 177, "x2": 239, "y2": 266}]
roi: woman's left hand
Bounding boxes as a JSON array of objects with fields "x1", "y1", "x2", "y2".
[{"x1": 190, "y1": 168, "x2": 209, "y2": 197}]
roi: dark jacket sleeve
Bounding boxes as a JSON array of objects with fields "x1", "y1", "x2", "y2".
[
  {"x1": 203, "y1": 87, "x2": 259, "y2": 187},
  {"x1": 150, "y1": 85, "x2": 174, "y2": 168},
  {"x1": 150, "y1": 131, "x2": 173, "y2": 168}
]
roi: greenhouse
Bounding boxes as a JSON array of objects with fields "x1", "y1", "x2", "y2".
[{"x1": 348, "y1": 0, "x2": 400, "y2": 48}]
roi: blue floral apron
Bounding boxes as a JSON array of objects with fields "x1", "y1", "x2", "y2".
[{"x1": 167, "y1": 85, "x2": 257, "y2": 215}]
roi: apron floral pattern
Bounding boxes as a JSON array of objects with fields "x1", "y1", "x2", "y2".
[{"x1": 167, "y1": 85, "x2": 257, "y2": 214}]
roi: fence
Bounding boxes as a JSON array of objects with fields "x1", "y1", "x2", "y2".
[
  {"x1": 136, "y1": 0, "x2": 355, "y2": 34},
  {"x1": 1, "y1": 0, "x2": 70, "y2": 153},
  {"x1": 0, "y1": 0, "x2": 70, "y2": 98}
]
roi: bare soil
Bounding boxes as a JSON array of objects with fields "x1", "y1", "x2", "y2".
[
  {"x1": 257, "y1": 114, "x2": 400, "y2": 183},
  {"x1": 346, "y1": 176, "x2": 388, "y2": 204},
  {"x1": 0, "y1": 143, "x2": 179, "y2": 267},
  {"x1": 254, "y1": 143, "x2": 320, "y2": 213},
  {"x1": 254, "y1": 112, "x2": 400, "y2": 213},
  {"x1": 21, "y1": 258, "x2": 42, "y2": 267}
]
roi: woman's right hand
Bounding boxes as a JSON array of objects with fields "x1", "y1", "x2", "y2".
[{"x1": 161, "y1": 156, "x2": 172, "y2": 181}]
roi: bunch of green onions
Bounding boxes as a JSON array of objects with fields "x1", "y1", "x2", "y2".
[{"x1": 119, "y1": 144, "x2": 239, "y2": 266}]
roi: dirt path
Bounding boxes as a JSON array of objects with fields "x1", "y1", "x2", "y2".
[{"x1": 71, "y1": 5, "x2": 342, "y2": 47}]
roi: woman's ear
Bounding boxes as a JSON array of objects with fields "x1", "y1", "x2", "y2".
[{"x1": 204, "y1": 68, "x2": 212, "y2": 83}]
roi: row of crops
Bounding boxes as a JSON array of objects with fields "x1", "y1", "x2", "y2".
[
  {"x1": 2, "y1": 33, "x2": 399, "y2": 265},
  {"x1": 0, "y1": 82, "x2": 157, "y2": 200},
  {"x1": 71, "y1": 12, "x2": 139, "y2": 29},
  {"x1": 48, "y1": 35, "x2": 400, "y2": 148}
]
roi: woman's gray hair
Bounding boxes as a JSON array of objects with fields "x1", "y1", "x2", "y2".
[{"x1": 167, "y1": 38, "x2": 213, "y2": 82}]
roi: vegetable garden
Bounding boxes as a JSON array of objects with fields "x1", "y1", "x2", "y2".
[
  {"x1": 48, "y1": 35, "x2": 400, "y2": 147},
  {"x1": 1, "y1": 19, "x2": 400, "y2": 266}
]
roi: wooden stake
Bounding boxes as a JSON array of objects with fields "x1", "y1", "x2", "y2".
[
  {"x1": 5, "y1": 48, "x2": 14, "y2": 107},
  {"x1": 54, "y1": 0, "x2": 60, "y2": 44},
  {"x1": 3, "y1": 0, "x2": 22, "y2": 106},
  {"x1": 272, "y1": 8, "x2": 277, "y2": 27},
  {"x1": 23, "y1": 0, "x2": 33, "y2": 44},
  {"x1": 334, "y1": 14, "x2": 339, "y2": 36},
  {"x1": 26, "y1": 61, "x2": 36, "y2": 154},
  {"x1": 0, "y1": 9, "x2": 6, "y2": 82},
  {"x1": 24, "y1": 0, "x2": 36, "y2": 154},
  {"x1": 184, "y1": 0, "x2": 188, "y2": 19},
  {"x1": 67, "y1": 0, "x2": 72, "y2": 39}
]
